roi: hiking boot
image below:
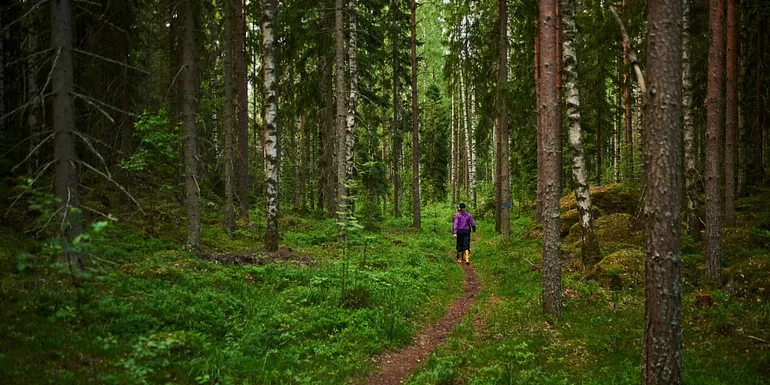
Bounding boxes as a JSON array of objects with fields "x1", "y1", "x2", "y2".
[
  {"x1": 456, "y1": 252, "x2": 463, "y2": 264},
  {"x1": 464, "y1": 250, "x2": 470, "y2": 265}
]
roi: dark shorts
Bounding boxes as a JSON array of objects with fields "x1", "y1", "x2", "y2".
[{"x1": 456, "y1": 229, "x2": 471, "y2": 252}]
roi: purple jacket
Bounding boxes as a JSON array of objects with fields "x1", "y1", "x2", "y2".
[{"x1": 453, "y1": 211, "x2": 477, "y2": 235}]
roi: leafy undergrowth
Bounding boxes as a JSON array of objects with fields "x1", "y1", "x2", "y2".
[
  {"x1": 407, "y1": 190, "x2": 770, "y2": 384},
  {"x1": 0, "y1": 203, "x2": 463, "y2": 384}
]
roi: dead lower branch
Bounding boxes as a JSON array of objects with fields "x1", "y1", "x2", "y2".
[
  {"x1": 76, "y1": 160, "x2": 146, "y2": 216},
  {"x1": 609, "y1": 5, "x2": 647, "y2": 95}
]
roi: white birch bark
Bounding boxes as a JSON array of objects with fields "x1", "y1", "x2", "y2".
[
  {"x1": 262, "y1": 0, "x2": 280, "y2": 252},
  {"x1": 469, "y1": 86, "x2": 477, "y2": 210},
  {"x1": 561, "y1": 0, "x2": 600, "y2": 264},
  {"x1": 450, "y1": 92, "x2": 455, "y2": 202},
  {"x1": 345, "y1": 0, "x2": 358, "y2": 209},
  {"x1": 683, "y1": 0, "x2": 699, "y2": 239}
]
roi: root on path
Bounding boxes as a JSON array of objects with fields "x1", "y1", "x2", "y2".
[{"x1": 364, "y1": 261, "x2": 481, "y2": 385}]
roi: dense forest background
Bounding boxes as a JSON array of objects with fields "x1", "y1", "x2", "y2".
[{"x1": 1, "y1": 0, "x2": 769, "y2": 384}]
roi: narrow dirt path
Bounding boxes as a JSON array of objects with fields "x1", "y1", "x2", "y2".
[{"x1": 364, "y1": 261, "x2": 481, "y2": 385}]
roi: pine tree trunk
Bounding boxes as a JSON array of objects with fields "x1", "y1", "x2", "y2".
[
  {"x1": 27, "y1": 30, "x2": 42, "y2": 175},
  {"x1": 535, "y1": 19, "x2": 544, "y2": 222},
  {"x1": 410, "y1": 0, "x2": 421, "y2": 228},
  {"x1": 223, "y1": 0, "x2": 236, "y2": 236},
  {"x1": 540, "y1": 0, "x2": 563, "y2": 316},
  {"x1": 324, "y1": 52, "x2": 336, "y2": 218},
  {"x1": 753, "y1": 31, "x2": 763, "y2": 178},
  {"x1": 52, "y1": 0, "x2": 84, "y2": 271},
  {"x1": 392, "y1": 0, "x2": 401, "y2": 218},
  {"x1": 555, "y1": 0, "x2": 563, "y2": 194},
  {"x1": 642, "y1": 0, "x2": 684, "y2": 383},
  {"x1": 724, "y1": 0, "x2": 738, "y2": 227},
  {"x1": 335, "y1": 0, "x2": 347, "y2": 231},
  {"x1": 737, "y1": 2, "x2": 748, "y2": 197},
  {"x1": 561, "y1": 0, "x2": 600, "y2": 265},
  {"x1": 499, "y1": 0, "x2": 511, "y2": 240},
  {"x1": 683, "y1": 0, "x2": 700, "y2": 240},
  {"x1": 705, "y1": 0, "x2": 725, "y2": 284},
  {"x1": 262, "y1": 0, "x2": 279, "y2": 252},
  {"x1": 0, "y1": 29, "x2": 4, "y2": 130},
  {"x1": 346, "y1": 0, "x2": 358, "y2": 216},
  {"x1": 181, "y1": 0, "x2": 201, "y2": 252},
  {"x1": 235, "y1": 0, "x2": 249, "y2": 220},
  {"x1": 614, "y1": 59, "x2": 621, "y2": 183},
  {"x1": 622, "y1": 1, "x2": 633, "y2": 180}
]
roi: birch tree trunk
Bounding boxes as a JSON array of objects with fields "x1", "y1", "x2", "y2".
[
  {"x1": 683, "y1": 0, "x2": 700, "y2": 239},
  {"x1": 561, "y1": 0, "x2": 600, "y2": 265},
  {"x1": 705, "y1": 0, "x2": 725, "y2": 284},
  {"x1": 622, "y1": 0, "x2": 633, "y2": 180},
  {"x1": 642, "y1": 0, "x2": 684, "y2": 382},
  {"x1": 724, "y1": 0, "x2": 738, "y2": 227},
  {"x1": 346, "y1": 0, "x2": 358, "y2": 215},
  {"x1": 498, "y1": 0, "x2": 511, "y2": 240},
  {"x1": 451, "y1": 92, "x2": 456, "y2": 203},
  {"x1": 181, "y1": 0, "x2": 201, "y2": 252},
  {"x1": 52, "y1": 0, "x2": 84, "y2": 270},
  {"x1": 223, "y1": 0, "x2": 236, "y2": 236},
  {"x1": 335, "y1": 0, "x2": 347, "y2": 232},
  {"x1": 540, "y1": 0, "x2": 563, "y2": 316},
  {"x1": 460, "y1": 65, "x2": 471, "y2": 205},
  {"x1": 262, "y1": 0, "x2": 279, "y2": 252},
  {"x1": 469, "y1": 86, "x2": 477, "y2": 210},
  {"x1": 410, "y1": 0, "x2": 421, "y2": 228},
  {"x1": 235, "y1": 0, "x2": 249, "y2": 219}
]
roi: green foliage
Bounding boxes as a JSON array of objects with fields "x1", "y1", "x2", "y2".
[{"x1": 119, "y1": 109, "x2": 181, "y2": 189}]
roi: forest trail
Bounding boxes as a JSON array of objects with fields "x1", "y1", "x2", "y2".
[{"x1": 363, "y1": 245, "x2": 482, "y2": 385}]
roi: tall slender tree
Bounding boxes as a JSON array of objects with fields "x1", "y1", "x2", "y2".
[
  {"x1": 622, "y1": 0, "x2": 633, "y2": 180},
  {"x1": 540, "y1": 0, "x2": 563, "y2": 316},
  {"x1": 724, "y1": 0, "x2": 738, "y2": 227},
  {"x1": 641, "y1": 0, "x2": 683, "y2": 381},
  {"x1": 683, "y1": 0, "x2": 699, "y2": 239},
  {"x1": 346, "y1": 0, "x2": 359, "y2": 213},
  {"x1": 411, "y1": 0, "x2": 421, "y2": 228},
  {"x1": 235, "y1": 0, "x2": 249, "y2": 219},
  {"x1": 52, "y1": 0, "x2": 84, "y2": 270},
  {"x1": 498, "y1": 0, "x2": 510, "y2": 240},
  {"x1": 223, "y1": 0, "x2": 236, "y2": 237},
  {"x1": 263, "y1": 0, "x2": 279, "y2": 252},
  {"x1": 335, "y1": 0, "x2": 348, "y2": 233},
  {"x1": 561, "y1": 0, "x2": 600, "y2": 265},
  {"x1": 181, "y1": 0, "x2": 201, "y2": 252},
  {"x1": 705, "y1": 0, "x2": 725, "y2": 284}
]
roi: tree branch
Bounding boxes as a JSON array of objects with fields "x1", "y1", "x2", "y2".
[
  {"x1": 608, "y1": 5, "x2": 647, "y2": 94},
  {"x1": 76, "y1": 160, "x2": 146, "y2": 215},
  {"x1": 73, "y1": 48, "x2": 149, "y2": 74}
]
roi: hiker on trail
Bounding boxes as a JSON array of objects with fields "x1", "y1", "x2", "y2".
[{"x1": 453, "y1": 203, "x2": 476, "y2": 265}]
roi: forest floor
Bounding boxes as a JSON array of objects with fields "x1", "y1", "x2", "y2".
[{"x1": 1, "y1": 183, "x2": 769, "y2": 384}]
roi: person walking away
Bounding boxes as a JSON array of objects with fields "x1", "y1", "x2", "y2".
[{"x1": 453, "y1": 203, "x2": 477, "y2": 264}]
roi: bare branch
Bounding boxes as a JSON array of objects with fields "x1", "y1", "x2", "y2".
[
  {"x1": 72, "y1": 92, "x2": 116, "y2": 123},
  {"x1": 165, "y1": 66, "x2": 186, "y2": 104},
  {"x1": 0, "y1": 0, "x2": 46, "y2": 34},
  {"x1": 608, "y1": 5, "x2": 647, "y2": 94},
  {"x1": 71, "y1": 91, "x2": 138, "y2": 118},
  {"x1": 73, "y1": 48, "x2": 149, "y2": 75},
  {"x1": 76, "y1": 160, "x2": 146, "y2": 215},
  {"x1": 73, "y1": 131, "x2": 110, "y2": 175},
  {"x1": 11, "y1": 132, "x2": 55, "y2": 172}
]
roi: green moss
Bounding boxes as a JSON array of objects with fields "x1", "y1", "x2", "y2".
[
  {"x1": 598, "y1": 248, "x2": 645, "y2": 289},
  {"x1": 560, "y1": 183, "x2": 640, "y2": 215},
  {"x1": 724, "y1": 254, "x2": 770, "y2": 297}
]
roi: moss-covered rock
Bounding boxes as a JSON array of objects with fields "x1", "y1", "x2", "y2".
[
  {"x1": 724, "y1": 254, "x2": 770, "y2": 297},
  {"x1": 560, "y1": 183, "x2": 640, "y2": 215},
  {"x1": 560, "y1": 206, "x2": 604, "y2": 238},
  {"x1": 597, "y1": 248, "x2": 645, "y2": 289}
]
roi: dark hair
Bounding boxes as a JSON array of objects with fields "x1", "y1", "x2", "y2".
[{"x1": 458, "y1": 203, "x2": 466, "y2": 209}]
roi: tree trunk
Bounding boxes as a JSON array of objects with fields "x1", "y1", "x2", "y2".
[
  {"x1": 300, "y1": 117, "x2": 307, "y2": 209},
  {"x1": 499, "y1": 0, "x2": 511, "y2": 240},
  {"x1": 642, "y1": 0, "x2": 684, "y2": 383},
  {"x1": 52, "y1": 0, "x2": 84, "y2": 271},
  {"x1": 460, "y1": 64, "x2": 471, "y2": 206},
  {"x1": 752, "y1": 30, "x2": 764, "y2": 179},
  {"x1": 335, "y1": 0, "x2": 347, "y2": 232},
  {"x1": 622, "y1": 0, "x2": 633, "y2": 180},
  {"x1": 235, "y1": 0, "x2": 249, "y2": 220},
  {"x1": 262, "y1": 0, "x2": 279, "y2": 252},
  {"x1": 0, "y1": 28, "x2": 4, "y2": 131},
  {"x1": 540, "y1": 0, "x2": 563, "y2": 316},
  {"x1": 535, "y1": 19, "x2": 544, "y2": 222},
  {"x1": 737, "y1": 1, "x2": 748, "y2": 198},
  {"x1": 705, "y1": 0, "x2": 725, "y2": 284},
  {"x1": 555, "y1": 0, "x2": 563, "y2": 194},
  {"x1": 561, "y1": 0, "x2": 600, "y2": 265},
  {"x1": 724, "y1": 0, "x2": 738, "y2": 227},
  {"x1": 614, "y1": 57, "x2": 621, "y2": 183},
  {"x1": 324, "y1": 52, "x2": 336, "y2": 218},
  {"x1": 683, "y1": 0, "x2": 700, "y2": 240},
  {"x1": 451, "y1": 92, "x2": 456, "y2": 203},
  {"x1": 180, "y1": 0, "x2": 201, "y2": 252},
  {"x1": 27, "y1": 30, "x2": 42, "y2": 175},
  {"x1": 410, "y1": 0, "x2": 421, "y2": 228},
  {"x1": 346, "y1": 0, "x2": 358, "y2": 217},
  {"x1": 223, "y1": 0, "x2": 236, "y2": 236},
  {"x1": 392, "y1": 1, "x2": 402, "y2": 219}
]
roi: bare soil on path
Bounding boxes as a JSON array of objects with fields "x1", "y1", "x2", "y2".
[{"x1": 363, "y1": 259, "x2": 481, "y2": 385}]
